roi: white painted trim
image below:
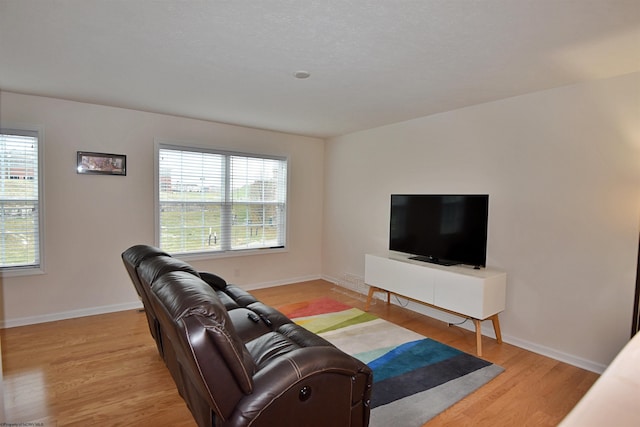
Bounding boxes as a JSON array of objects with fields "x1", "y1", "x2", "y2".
[
  {"x1": 0, "y1": 123, "x2": 46, "y2": 277},
  {"x1": 502, "y1": 335, "x2": 607, "y2": 374},
  {"x1": 243, "y1": 274, "x2": 322, "y2": 290},
  {"x1": 0, "y1": 301, "x2": 143, "y2": 329}
]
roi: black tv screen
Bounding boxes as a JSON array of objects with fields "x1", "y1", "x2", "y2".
[{"x1": 389, "y1": 194, "x2": 489, "y2": 268}]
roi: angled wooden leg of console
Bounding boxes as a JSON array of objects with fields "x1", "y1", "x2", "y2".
[
  {"x1": 365, "y1": 286, "x2": 393, "y2": 312},
  {"x1": 491, "y1": 314, "x2": 503, "y2": 344},
  {"x1": 473, "y1": 315, "x2": 503, "y2": 356},
  {"x1": 365, "y1": 286, "x2": 377, "y2": 311},
  {"x1": 473, "y1": 319, "x2": 483, "y2": 357}
]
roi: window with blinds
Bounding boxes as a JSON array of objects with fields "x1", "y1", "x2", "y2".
[
  {"x1": 0, "y1": 129, "x2": 42, "y2": 270},
  {"x1": 157, "y1": 144, "x2": 287, "y2": 256}
]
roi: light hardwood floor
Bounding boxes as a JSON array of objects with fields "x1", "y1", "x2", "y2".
[{"x1": 1, "y1": 280, "x2": 599, "y2": 426}]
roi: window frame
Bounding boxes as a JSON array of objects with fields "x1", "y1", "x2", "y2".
[
  {"x1": 154, "y1": 139, "x2": 289, "y2": 259},
  {"x1": 0, "y1": 125, "x2": 45, "y2": 277}
]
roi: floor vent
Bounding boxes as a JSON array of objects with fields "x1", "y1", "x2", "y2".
[{"x1": 331, "y1": 273, "x2": 372, "y2": 303}]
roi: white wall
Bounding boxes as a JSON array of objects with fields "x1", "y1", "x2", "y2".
[
  {"x1": 0, "y1": 92, "x2": 325, "y2": 327},
  {"x1": 2, "y1": 73, "x2": 639, "y2": 372},
  {"x1": 322, "y1": 72, "x2": 640, "y2": 371}
]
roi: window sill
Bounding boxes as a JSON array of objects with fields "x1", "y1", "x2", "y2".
[
  {"x1": 171, "y1": 246, "x2": 288, "y2": 262},
  {"x1": 1, "y1": 265, "x2": 45, "y2": 278}
]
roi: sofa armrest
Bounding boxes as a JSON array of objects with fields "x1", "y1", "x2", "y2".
[
  {"x1": 227, "y1": 346, "x2": 372, "y2": 427},
  {"x1": 199, "y1": 271, "x2": 227, "y2": 290}
]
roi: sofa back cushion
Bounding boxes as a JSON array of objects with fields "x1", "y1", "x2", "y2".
[
  {"x1": 152, "y1": 272, "x2": 256, "y2": 395},
  {"x1": 121, "y1": 244, "x2": 170, "y2": 297},
  {"x1": 137, "y1": 255, "x2": 200, "y2": 287}
]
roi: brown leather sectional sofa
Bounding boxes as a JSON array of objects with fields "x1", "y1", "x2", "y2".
[{"x1": 122, "y1": 245, "x2": 372, "y2": 427}]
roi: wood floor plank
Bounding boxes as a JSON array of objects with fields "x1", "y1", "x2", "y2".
[{"x1": 0, "y1": 280, "x2": 599, "y2": 426}]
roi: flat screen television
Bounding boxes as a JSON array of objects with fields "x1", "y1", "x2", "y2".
[{"x1": 389, "y1": 194, "x2": 489, "y2": 268}]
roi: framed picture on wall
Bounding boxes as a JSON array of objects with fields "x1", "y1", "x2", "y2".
[{"x1": 76, "y1": 151, "x2": 127, "y2": 176}]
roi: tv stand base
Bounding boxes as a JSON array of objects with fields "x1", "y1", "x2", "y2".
[{"x1": 364, "y1": 286, "x2": 503, "y2": 357}]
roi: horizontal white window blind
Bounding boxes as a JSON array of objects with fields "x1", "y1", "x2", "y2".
[
  {"x1": 158, "y1": 145, "x2": 287, "y2": 256},
  {"x1": 0, "y1": 129, "x2": 41, "y2": 270}
]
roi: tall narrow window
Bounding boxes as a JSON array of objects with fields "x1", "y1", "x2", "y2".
[
  {"x1": 157, "y1": 144, "x2": 287, "y2": 256},
  {"x1": 0, "y1": 128, "x2": 42, "y2": 271}
]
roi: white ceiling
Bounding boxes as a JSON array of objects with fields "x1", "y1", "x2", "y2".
[{"x1": 1, "y1": 0, "x2": 639, "y2": 138}]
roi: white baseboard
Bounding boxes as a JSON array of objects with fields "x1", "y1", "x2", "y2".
[
  {"x1": 243, "y1": 274, "x2": 322, "y2": 291},
  {"x1": 1, "y1": 300, "x2": 144, "y2": 329},
  {"x1": 502, "y1": 335, "x2": 606, "y2": 374}
]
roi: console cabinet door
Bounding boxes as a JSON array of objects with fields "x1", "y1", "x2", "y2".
[
  {"x1": 432, "y1": 269, "x2": 484, "y2": 318},
  {"x1": 365, "y1": 254, "x2": 435, "y2": 304}
]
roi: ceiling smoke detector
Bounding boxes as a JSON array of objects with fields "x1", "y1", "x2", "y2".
[{"x1": 293, "y1": 70, "x2": 311, "y2": 79}]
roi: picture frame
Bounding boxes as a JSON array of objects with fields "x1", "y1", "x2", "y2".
[{"x1": 76, "y1": 151, "x2": 127, "y2": 176}]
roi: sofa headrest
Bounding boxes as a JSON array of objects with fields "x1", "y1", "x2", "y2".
[
  {"x1": 122, "y1": 245, "x2": 172, "y2": 297},
  {"x1": 137, "y1": 255, "x2": 200, "y2": 287},
  {"x1": 152, "y1": 271, "x2": 225, "y2": 321},
  {"x1": 122, "y1": 244, "x2": 170, "y2": 268},
  {"x1": 153, "y1": 271, "x2": 255, "y2": 394}
]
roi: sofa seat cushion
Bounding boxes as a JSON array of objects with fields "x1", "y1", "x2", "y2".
[
  {"x1": 227, "y1": 308, "x2": 273, "y2": 343},
  {"x1": 276, "y1": 323, "x2": 333, "y2": 348},
  {"x1": 246, "y1": 332, "x2": 303, "y2": 370},
  {"x1": 246, "y1": 325, "x2": 334, "y2": 371}
]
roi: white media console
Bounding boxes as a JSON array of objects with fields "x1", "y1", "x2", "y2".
[{"x1": 364, "y1": 253, "x2": 507, "y2": 356}]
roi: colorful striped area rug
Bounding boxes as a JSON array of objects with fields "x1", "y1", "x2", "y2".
[{"x1": 278, "y1": 297, "x2": 504, "y2": 427}]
